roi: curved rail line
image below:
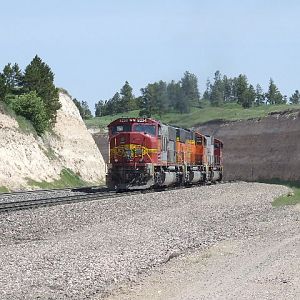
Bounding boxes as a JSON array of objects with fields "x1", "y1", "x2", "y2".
[
  {"x1": 0, "y1": 181, "x2": 230, "y2": 214},
  {"x1": 0, "y1": 186, "x2": 101, "y2": 197},
  {"x1": 0, "y1": 189, "x2": 143, "y2": 213}
]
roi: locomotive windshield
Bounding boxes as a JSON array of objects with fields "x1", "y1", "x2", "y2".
[
  {"x1": 111, "y1": 124, "x2": 132, "y2": 135},
  {"x1": 133, "y1": 124, "x2": 156, "y2": 136}
]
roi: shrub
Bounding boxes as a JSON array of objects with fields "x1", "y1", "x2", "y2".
[{"x1": 11, "y1": 91, "x2": 49, "y2": 135}]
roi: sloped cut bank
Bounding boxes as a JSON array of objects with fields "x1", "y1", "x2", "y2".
[
  {"x1": 0, "y1": 91, "x2": 106, "y2": 190},
  {"x1": 197, "y1": 109, "x2": 300, "y2": 182}
]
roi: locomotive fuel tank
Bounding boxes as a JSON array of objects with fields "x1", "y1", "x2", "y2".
[
  {"x1": 188, "y1": 170, "x2": 203, "y2": 183},
  {"x1": 154, "y1": 170, "x2": 177, "y2": 186},
  {"x1": 162, "y1": 171, "x2": 177, "y2": 186},
  {"x1": 211, "y1": 170, "x2": 221, "y2": 181}
]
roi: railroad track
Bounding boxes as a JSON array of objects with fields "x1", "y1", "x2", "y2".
[
  {"x1": 0, "y1": 188, "x2": 145, "y2": 213},
  {"x1": 0, "y1": 186, "x2": 101, "y2": 197},
  {"x1": 0, "y1": 181, "x2": 230, "y2": 214}
]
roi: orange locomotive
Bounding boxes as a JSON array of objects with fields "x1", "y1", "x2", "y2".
[{"x1": 106, "y1": 118, "x2": 223, "y2": 190}]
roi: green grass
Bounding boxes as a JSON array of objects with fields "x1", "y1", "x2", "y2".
[
  {"x1": 273, "y1": 187, "x2": 300, "y2": 206},
  {"x1": 260, "y1": 179, "x2": 300, "y2": 206},
  {"x1": 272, "y1": 181, "x2": 300, "y2": 207},
  {"x1": 27, "y1": 168, "x2": 89, "y2": 189},
  {"x1": 0, "y1": 101, "x2": 38, "y2": 136},
  {"x1": 0, "y1": 186, "x2": 9, "y2": 193},
  {"x1": 85, "y1": 103, "x2": 300, "y2": 129},
  {"x1": 85, "y1": 110, "x2": 140, "y2": 129}
]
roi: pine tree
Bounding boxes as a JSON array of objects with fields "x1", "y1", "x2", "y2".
[
  {"x1": 255, "y1": 84, "x2": 265, "y2": 106},
  {"x1": 242, "y1": 84, "x2": 256, "y2": 108},
  {"x1": 73, "y1": 98, "x2": 84, "y2": 117},
  {"x1": 120, "y1": 81, "x2": 135, "y2": 112},
  {"x1": 109, "y1": 92, "x2": 122, "y2": 114},
  {"x1": 209, "y1": 71, "x2": 224, "y2": 106},
  {"x1": 202, "y1": 79, "x2": 211, "y2": 101},
  {"x1": 139, "y1": 86, "x2": 152, "y2": 117},
  {"x1": 289, "y1": 90, "x2": 300, "y2": 104},
  {"x1": 1, "y1": 63, "x2": 23, "y2": 98},
  {"x1": 155, "y1": 80, "x2": 168, "y2": 116},
  {"x1": 167, "y1": 80, "x2": 187, "y2": 113},
  {"x1": 95, "y1": 100, "x2": 105, "y2": 117},
  {"x1": 0, "y1": 74, "x2": 5, "y2": 101},
  {"x1": 81, "y1": 101, "x2": 92, "y2": 119},
  {"x1": 266, "y1": 78, "x2": 283, "y2": 105},
  {"x1": 23, "y1": 55, "x2": 61, "y2": 124},
  {"x1": 235, "y1": 74, "x2": 249, "y2": 106},
  {"x1": 223, "y1": 75, "x2": 233, "y2": 102},
  {"x1": 181, "y1": 71, "x2": 200, "y2": 108}
]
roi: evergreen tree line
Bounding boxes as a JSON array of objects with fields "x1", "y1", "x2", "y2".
[
  {"x1": 95, "y1": 70, "x2": 300, "y2": 117},
  {"x1": 94, "y1": 71, "x2": 200, "y2": 117},
  {"x1": 204, "y1": 71, "x2": 300, "y2": 108},
  {"x1": 95, "y1": 81, "x2": 137, "y2": 117},
  {"x1": 0, "y1": 55, "x2": 60, "y2": 134},
  {"x1": 73, "y1": 98, "x2": 92, "y2": 120}
]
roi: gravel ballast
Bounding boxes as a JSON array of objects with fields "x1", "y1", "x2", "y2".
[{"x1": 0, "y1": 182, "x2": 297, "y2": 299}]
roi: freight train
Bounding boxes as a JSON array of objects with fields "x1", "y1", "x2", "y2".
[{"x1": 106, "y1": 118, "x2": 223, "y2": 191}]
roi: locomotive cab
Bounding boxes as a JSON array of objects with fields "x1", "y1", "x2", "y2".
[{"x1": 106, "y1": 118, "x2": 159, "y2": 190}]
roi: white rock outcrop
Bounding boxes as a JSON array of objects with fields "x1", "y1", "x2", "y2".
[{"x1": 0, "y1": 91, "x2": 106, "y2": 190}]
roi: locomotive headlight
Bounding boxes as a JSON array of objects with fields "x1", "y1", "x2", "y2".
[
  {"x1": 135, "y1": 149, "x2": 142, "y2": 156},
  {"x1": 114, "y1": 158, "x2": 118, "y2": 163},
  {"x1": 125, "y1": 149, "x2": 132, "y2": 158}
]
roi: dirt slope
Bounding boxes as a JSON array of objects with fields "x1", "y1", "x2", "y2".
[
  {"x1": 0, "y1": 91, "x2": 105, "y2": 190},
  {"x1": 197, "y1": 109, "x2": 300, "y2": 182}
]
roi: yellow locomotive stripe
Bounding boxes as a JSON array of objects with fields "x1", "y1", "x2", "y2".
[{"x1": 111, "y1": 144, "x2": 157, "y2": 157}]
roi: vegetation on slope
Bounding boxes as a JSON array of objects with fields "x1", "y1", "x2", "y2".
[
  {"x1": 273, "y1": 187, "x2": 300, "y2": 206},
  {"x1": 0, "y1": 56, "x2": 60, "y2": 135},
  {"x1": 92, "y1": 70, "x2": 300, "y2": 120},
  {"x1": 272, "y1": 181, "x2": 300, "y2": 207},
  {"x1": 259, "y1": 179, "x2": 300, "y2": 206},
  {"x1": 84, "y1": 69, "x2": 300, "y2": 129},
  {"x1": 0, "y1": 186, "x2": 9, "y2": 193},
  {"x1": 85, "y1": 102, "x2": 300, "y2": 130},
  {"x1": 27, "y1": 168, "x2": 88, "y2": 189}
]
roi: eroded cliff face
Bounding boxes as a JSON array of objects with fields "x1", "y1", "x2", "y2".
[
  {"x1": 197, "y1": 109, "x2": 300, "y2": 182},
  {"x1": 0, "y1": 92, "x2": 106, "y2": 190}
]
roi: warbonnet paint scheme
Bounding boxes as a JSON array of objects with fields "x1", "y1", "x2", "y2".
[{"x1": 106, "y1": 118, "x2": 223, "y2": 190}]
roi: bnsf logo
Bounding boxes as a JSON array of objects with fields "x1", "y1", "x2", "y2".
[{"x1": 119, "y1": 118, "x2": 147, "y2": 123}]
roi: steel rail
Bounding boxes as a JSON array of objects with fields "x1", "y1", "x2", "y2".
[
  {"x1": 0, "y1": 181, "x2": 230, "y2": 214},
  {"x1": 0, "y1": 190, "x2": 143, "y2": 213},
  {"x1": 0, "y1": 186, "x2": 103, "y2": 197}
]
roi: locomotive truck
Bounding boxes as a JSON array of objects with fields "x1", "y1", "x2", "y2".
[{"x1": 106, "y1": 118, "x2": 223, "y2": 191}]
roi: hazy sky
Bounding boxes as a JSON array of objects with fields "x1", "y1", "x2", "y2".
[{"x1": 1, "y1": 0, "x2": 299, "y2": 109}]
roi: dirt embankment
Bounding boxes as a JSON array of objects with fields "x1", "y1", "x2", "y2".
[
  {"x1": 92, "y1": 132, "x2": 109, "y2": 163},
  {"x1": 197, "y1": 109, "x2": 300, "y2": 182},
  {"x1": 0, "y1": 92, "x2": 106, "y2": 190}
]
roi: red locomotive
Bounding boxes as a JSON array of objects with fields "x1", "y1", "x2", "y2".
[{"x1": 106, "y1": 118, "x2": 223, "y2": 190}]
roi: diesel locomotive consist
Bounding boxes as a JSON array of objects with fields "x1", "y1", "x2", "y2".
[{"x1": 106, "y1": 118, "x2": 223, "y2": 190}]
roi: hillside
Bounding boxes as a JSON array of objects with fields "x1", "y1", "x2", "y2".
[
  {"x1": 85, "y1": 102, "x2": 300, "y2": 130},
  {"x1": 197, "y1": 109, "x2": 300, "y2": 182},
  {"x1": 0, "y1": 91, "x2": 106, "y2": 191}
]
